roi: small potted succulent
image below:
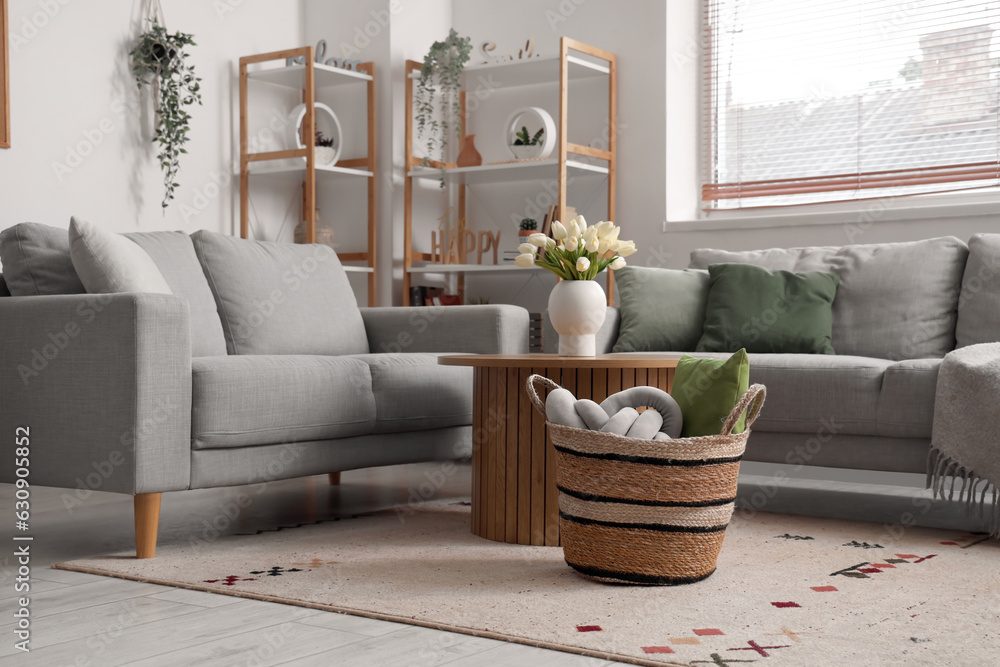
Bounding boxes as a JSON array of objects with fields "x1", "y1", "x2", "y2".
[
  {"x1": 518, "y1": 218, "x2": 538, "y2": 239},
  {"x1": 511, "y1": 126, "x2": 545, "y2": 159},
  {"x1": 314, "y1": 131, "x2": 336, "y2": 166}
]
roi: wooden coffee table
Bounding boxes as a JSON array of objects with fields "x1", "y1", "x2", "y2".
[{"x1": 439, "y1": 354, "x2": 683, "y2": 546}]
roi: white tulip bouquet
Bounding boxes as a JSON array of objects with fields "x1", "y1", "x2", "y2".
[{"x1": 514, "y1": 215, "x2": 637, "y2": 280}]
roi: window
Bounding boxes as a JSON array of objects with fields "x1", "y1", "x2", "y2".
[{"x1": 702, "y1": 0, "x2": 1000, "y2": 210}]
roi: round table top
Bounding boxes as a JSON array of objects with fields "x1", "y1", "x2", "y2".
[{"x1": 438, "y1": 353, "x2": 686, "y2": 369}]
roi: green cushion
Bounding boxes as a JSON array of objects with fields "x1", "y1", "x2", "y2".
[
  {"x1": 696, "y1": 264, "x2": 839, "y2": 354},
  {"x1": 612, "y1": 267, "x2": 710, "y2": 352},
  {"x1": 671, "y1": 349, "x2": 750, "y2": 437}
]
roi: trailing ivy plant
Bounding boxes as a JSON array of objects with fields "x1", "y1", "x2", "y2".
[
  {"x1": 415, "y1": 29, "x2": 471, "y2": 185},
  {"x1": 130, "y1": 19, "x2": 202, "y2": 209}
]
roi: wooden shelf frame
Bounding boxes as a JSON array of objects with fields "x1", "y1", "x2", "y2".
[
  {"x1": 238, "y1": 47, "x2": 377, "y2": 306},
  {"x1": 402, "y1": 37, "x2": 617, "y2": 306}
]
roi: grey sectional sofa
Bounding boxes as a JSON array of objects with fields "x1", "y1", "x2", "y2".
[
  {"x1": 0, "y1": 223, "x2": 528, "y2": 557},
  {"x1": 548, "y1": 235, "x2": 1000, "y2": 476}
]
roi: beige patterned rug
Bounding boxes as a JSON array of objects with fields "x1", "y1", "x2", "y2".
[{"x1": 55, "y1": 500, "x2": 999, "y2": 666}]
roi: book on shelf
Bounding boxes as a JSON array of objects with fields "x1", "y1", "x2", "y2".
[{"x1": 541, "y1": 205, "x2": 576, "y2": 238}]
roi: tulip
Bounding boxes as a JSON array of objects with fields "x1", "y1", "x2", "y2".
[
  {"x1": 596, "y1": 221, "x2": 615, "y2": 238},
  {"x1": 564, "y1": 236, "x2": 579, "y2": 252},
  {"x1": 574, "y1": 215, "x2": 588, "y2": 233},
  {"x1": 567, "y1": 218, "x2": 580, "y2": 238},
  {"x1": 545, "y1": 237, "x2": 557, "y2": 248},
  {"x1": 551, "y1": 221, "x2": 568, "y2": 240},
  {"x1": 514, "y1": 253, "x2": 536, "y2": 268},
  {"x1": 576, "y1": 256, "x2": 591, "y2": 272},
  {"x1": 518, "y1": 243, "x2": 537, "y2": 254},
  {"x1": 528, "y1": 233, "x2": 548, "y2": 247},
  {"x1": 581, "y1": 225, "x2": 598, "y2": 243},
  {"x1": 617, "y1": 242, "x2": 637, "y2": 257},
  {"x1": 585, "y1": 236, "x2": 600, "y2": 253},
  {"x1": 609, "y1": 256, "x2": 626, "y2": 270},
  {"x1": 598, "y1": 239, "x2": 611, "y2": 255}
]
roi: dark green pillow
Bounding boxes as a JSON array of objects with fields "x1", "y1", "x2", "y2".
[
  {"x1": 696, "y1": 264, "x2": 839, "y2": 354},
  {"x1": 671, "y1": 349, "x2": 750, "y2": 436},
  {"x1": 613, "y1": 267, "x2": 710, "y2": 352}
]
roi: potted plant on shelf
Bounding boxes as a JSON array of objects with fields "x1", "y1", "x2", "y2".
[
  {"x1": 515, "y1": 216, "x2": 637, "y2": 356},
  {"x1": 314, "y1": 131, "x2": 336, "y2": 166},
  {"x1": 415, "y1": 29, "x2": 472, "y2": 184},
  {"x1": 511, "y1": 126, "x2": 545, "y2": 159},
  {"x1": 518, "y1": 218, "x2": 538, "y2": 239},
  {"x1": 130, "y1": 18, "x2": 202, "y2": 209}
]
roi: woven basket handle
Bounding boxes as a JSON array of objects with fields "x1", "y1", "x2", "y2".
[
  {"x1": 526, "y1": 374, "x2": 561, "y2": 418},
  {"x1": 720, "y1": 384, "x2": 766, "y2": 435}
]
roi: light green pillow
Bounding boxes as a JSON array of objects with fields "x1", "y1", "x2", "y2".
[
  {"x1": 613, "y1": 266, "x2": 710, "y2": 352},
  {"x1": 696, "y1": 263, "x2": 839, "y2": 355},
  {"x1": 671, "y1": 349, "x2": 750, "y2": 437}
]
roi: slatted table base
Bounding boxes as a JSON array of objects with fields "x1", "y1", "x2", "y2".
[{"x1": 470, "y1": 364, "x2": 674, "y2": 546}]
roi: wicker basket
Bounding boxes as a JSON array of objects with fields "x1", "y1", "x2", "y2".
[{"x1": 526, "y1": 375, "x2": 766, "y2": 585}]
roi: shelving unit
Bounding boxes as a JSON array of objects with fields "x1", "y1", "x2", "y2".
[
  {"x1": 402, "y1": 37, "x2": 616, "y2": 306},
  {"x1": 239, "y1": 46, "x2": 377, "y2": 303}
]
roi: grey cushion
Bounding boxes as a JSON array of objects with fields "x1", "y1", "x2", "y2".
[
  {"x1": 68, "y1": 217, "x2": 173, "y2": 295},
  {"x1": 0, "y1": 222, "x2": 86, "y2": 296},
  {"x1": 690, "y1": 237, "x2": 969, "y2": 360},
  {"x1": 956, "y1": 233, "x2": 1000, "y2": 348},
  {"x1": 192, "y1": 230, "x2": 369, "y2": 356},
  {"x1": 191, "y1": 355, "x2": 377, "y2": 449},
  {"x1": 125, "y1": 231, "x2": 228, "y2": 357},
  {"x1": 746, "y1": 353, "x2": 892, "y2": 436},
  {"x1": 345, "y1": 353, "x2": 473, "y2": 434},
  {"x1": 613, "y1": 267, "x2": 709, "y2": 352},
  {"x1": 876, "y1": 358, "x2": 940, "y2": 439}
]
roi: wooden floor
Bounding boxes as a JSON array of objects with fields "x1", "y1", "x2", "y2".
[{"x1": 0, "y1": 463, "x2": 622, "y2": 666}]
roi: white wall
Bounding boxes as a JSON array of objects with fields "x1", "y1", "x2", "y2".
[{"x1": 0, "y1": 0, "x2": 304, "y2": 244}]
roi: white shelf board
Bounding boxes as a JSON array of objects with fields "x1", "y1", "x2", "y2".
[
  {"x1": 247, "y1": 62, "x2": 372, "y2": 89},
  {"x1": 407, "y1": 264, "x2": 541, "y2": 274},
  {"x1": 342, "y1": 265, "x2": 374, "y2": 274},
  {"x1": 409, "y1": 55, "x2": 608, "y2": 89},
  {"x1": 248, "y1": 161, "x2": 373, "y2": 184},
  {"x1": 407, "y1": 159, "x2": 607, "y2": 185}
]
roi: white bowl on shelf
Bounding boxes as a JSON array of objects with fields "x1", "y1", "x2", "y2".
[
  {"x1": 510, "y1": 144, "x2": 545, "y2": 160},
  {"x1": 504, "y1": 107, "x2": 556, "y2": 160}
]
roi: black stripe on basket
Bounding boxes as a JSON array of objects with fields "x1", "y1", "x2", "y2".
[
  {"x1": 557, "y1": 485, "x2": 737, "y2": 508},
  {"x1": 565, "y1": 561, "x2": 717, "y2": 585},
  {"x1": 560, "y1": 511, "x2": 728, "y2": 534},
  {"x1": 554, "y1": 445, "x2": 742, "y2": 467}
]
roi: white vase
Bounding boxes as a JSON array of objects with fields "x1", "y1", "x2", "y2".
[{"x1": 547, "y1": 280, "x2": 607, "y2": 357}]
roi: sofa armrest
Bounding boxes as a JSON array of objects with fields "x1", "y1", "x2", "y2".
[
  {"x1": 0, "y1": 293, "x2": 192, "y2": 495},
  {"x1": 543, "y1": 307, "x2": 620, "y2": 354},
  {"x1": 361, "y1": 305, "x2": 529, "y2": 354}
]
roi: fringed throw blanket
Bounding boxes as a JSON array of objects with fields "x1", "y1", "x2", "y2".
[{"x1": 928, "y1": 342, "x2": 1000, "y2": 537}]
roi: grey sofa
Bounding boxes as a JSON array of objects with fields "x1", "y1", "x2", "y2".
[
  {"x1": 0, "y1": 223, "x2": 528, "y2": 557},
  {"x1": 548, "y1": 235, "x2": 1000, "y2": 476}
]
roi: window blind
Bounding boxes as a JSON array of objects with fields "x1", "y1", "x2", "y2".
[{"x1": 702, "y1": 0, "x2": 1000, "y2": 210}]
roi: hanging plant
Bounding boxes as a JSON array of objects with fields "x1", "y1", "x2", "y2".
[
  {"x1": 415, "y1": 29, "x2": 472, "y2": 185},
  {"x1": 130, "y1": 18, "x2": 202, "y2": 209}
]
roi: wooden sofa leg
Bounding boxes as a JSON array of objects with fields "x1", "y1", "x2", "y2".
[
  {"x1": 328, "y1": 472, "x2": 341, "y2": 486},
  {"x1": 134, "y1": 493, "x2": 162, "y2": 559}
]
